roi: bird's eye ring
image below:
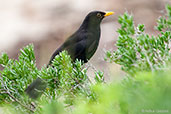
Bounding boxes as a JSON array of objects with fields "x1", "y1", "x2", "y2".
[{"x1": 97, "y1": 13, "x2": 102, "y2": 18}]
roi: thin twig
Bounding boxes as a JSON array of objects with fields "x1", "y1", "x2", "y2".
[
  {"x1": 144, "y1": 52, "x2": 154, "y2": 72},
  {"x1": 87, "y1": 61, "x2": 105, "y2": 83},
  {"x1": 0, "y1": 75, "x2": 35, "y2": 113},
  {"x1": 5, "y1": 91, "x2": 35, "y2": 113}
]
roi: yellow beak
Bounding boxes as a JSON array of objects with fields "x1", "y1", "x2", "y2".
[{"x1": 104, "y1": 11, "x2": 114, "y2": 17}]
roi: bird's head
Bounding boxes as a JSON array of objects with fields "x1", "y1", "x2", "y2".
[
  {"x1": 82, "y1": 11, "x2": 114, "y2": 29},
  {"x1": 87, "y1": 11, "x2": 114, "y2": 20}
]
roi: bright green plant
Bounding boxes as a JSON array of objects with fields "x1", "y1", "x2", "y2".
[
  {"x1": 73, "y1": 70, "x2": 171, "y2": 114},
  {"x1": 0, "y1": 44, "x2": 103, "y2": 113},
  {"x1": 105, "y1": 4, "x2": 171, "y2": 74},
  {"x1": 1, "y1": 70, "x2": 171, "y2": 114},
  {"x1": 156, "y1": 4, "x2": 171, "y2": 32},
  {"x1": 0, "y1": 45, "x2": 37, "y2": 112}
]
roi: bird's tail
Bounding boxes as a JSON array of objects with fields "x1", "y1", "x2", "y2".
[{"x1": 25, "y1": 77, "x2": 47, "y2": 99}]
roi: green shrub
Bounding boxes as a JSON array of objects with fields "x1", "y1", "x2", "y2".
[
  {"x1": 0, "y1": 44, "x2": 102, "y2": 113},
  {"x1": 73, "y1": 70, "x2": 171, "y2": 114},
  {"x1": 105, "y1": 4, "x2": 171, "y2": 74},
  {"x1": 156, "y1": 4, "x2": 171, "y2": 32}
]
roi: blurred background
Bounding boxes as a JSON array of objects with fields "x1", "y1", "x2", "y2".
[{"x1": 0, "y1": 0, "x2": 170, "y2": 81}]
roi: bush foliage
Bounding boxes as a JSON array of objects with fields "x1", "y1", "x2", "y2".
[
  {"x1": 105, "y1": 4, "x2": 171, "y2": 74},
  {"x1": 0, "y1": 45, "x2": 99, "y2": 113}
]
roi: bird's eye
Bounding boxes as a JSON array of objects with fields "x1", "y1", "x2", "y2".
[{"x1": 96, "y1": 13, "x2": 102, "y2": 18}]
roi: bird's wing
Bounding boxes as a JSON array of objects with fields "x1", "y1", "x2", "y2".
[
  {"x1": 64, "y1": 39, "x2": 87, "y2": 59},
  {"x1": 87, "y1": 40, "x2": 97, "y2": 53},
  {"x1": 62, "y1": 30, "x2": 86, "y2": 46},
  {"x1": 49, "y1": 31, "x2": 93, "y2": 64}
]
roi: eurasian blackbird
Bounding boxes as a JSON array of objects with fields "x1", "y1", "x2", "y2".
[{"x1": 25, "y1": 11, "x2": 114, "y2": 99}]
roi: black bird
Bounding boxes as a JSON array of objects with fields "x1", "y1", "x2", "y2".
[{"x1": 25, "y1": 11, "x2": 114, "y2": 99}]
